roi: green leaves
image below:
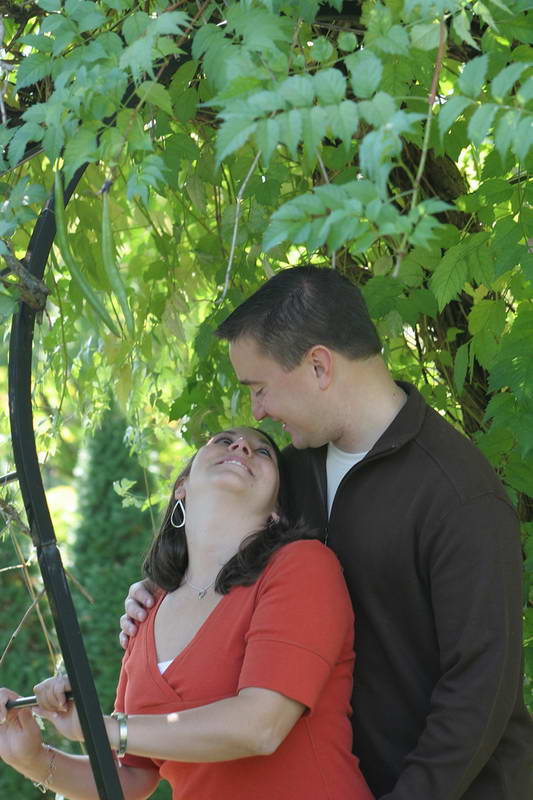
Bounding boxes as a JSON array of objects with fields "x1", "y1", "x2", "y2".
[
  {"x1": 7, "y1": 122, "x2": 44, "y2": 168},
  {"x1": 327, "y1": 101, "x2": 359, "y2": 149},
  {"x1": 15, "y1": 53, "x2": 53, "y2": 91},
  {"x1": 439, "y1": 96, "x2": 473, "y2": 139},
  {"x1": 225, "y1": 5, "x2": 293, "y2": 53},
  {"x1": 63, "y1": 128, "x2": 98, "y2": 181},
  {"x1": 410, "y1": 22, "x2": 442, "y2": 50},
  {"x1": 120, "y1": 10, "x2": 189, "y2": 83},
  {"x1": 54, "y1": 171, "x2": 121, "y2": 337},
  {"x1": 137, "y1": 82, "x2": 173, "y2": 116},
  {"x1": 467, "y1": 103, "x2": 499, "y2": 147},
  {"x1": 338, "y1": 32, "x2": 357, "y2": 52},
  {"x1": 101, "y1": 188, "x2": 135, "y2": 337},
  {"x1": 279, "y1": 74, "x2": 315, "y2": 106},
  {"x1": 216, "y1": 117, "x2": 258, "y2": 164},
  {"x1": 263, "y1": 180, "x2": 385, "y2": 253},
  {"x1": 458, "y1": 55, "x2": 489, "y2": 98},
  {"x1": 313, "y1": 69, "x2": 347, "y2": 104},
  {"x1": 0, "y1": 292, "x2": 19, "y2": 324},
  {"x1": 346, "y1": 50, "x2": 383, "y2": 98},
  {"x1": 491, "y1": 62, "x2": 529, "y2": 102}
]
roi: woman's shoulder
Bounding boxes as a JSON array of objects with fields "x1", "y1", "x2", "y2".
[
  {"x1": 255, "y1": 539, "x2": 353, "y2": 622},
  {"x1": 266, "y1": 538, "x2": 344, "y2": 578}
]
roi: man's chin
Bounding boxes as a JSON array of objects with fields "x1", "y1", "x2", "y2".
[{"x1": 289, "y1": 432, "x2": 327, "y2": 450}]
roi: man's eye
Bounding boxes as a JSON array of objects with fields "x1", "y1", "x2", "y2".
[{"x1": 254, "y1": 387, "x2": 263, "y2": 397}]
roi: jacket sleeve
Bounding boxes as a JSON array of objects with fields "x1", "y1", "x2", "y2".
[{"x1": 382, "y1": 492, "x2": 526, "y2": 800}]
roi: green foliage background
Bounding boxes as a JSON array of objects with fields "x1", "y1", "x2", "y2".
[
  {"x1": 0, "y1": 0, "x2": 532, "y2": 788},
  {"x1": 0, "y1": 516, "x2": 59, "y2": 798},
  {"x1": 72, "y1": 405, "x2": 171, "y2": 799},
  {"x1": 73, "y1": 405, "x2": 154, "y2": 714}
]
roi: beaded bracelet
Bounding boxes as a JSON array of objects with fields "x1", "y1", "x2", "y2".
[{"x1": 32, "y1": 745, "x2": 57, "y2": 794}]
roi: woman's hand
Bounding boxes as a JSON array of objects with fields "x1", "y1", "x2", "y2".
[
  {"x1": 33, "y1": 675, "x2": 83, "y2": 743},
  {"x1": 0, "y1": 688, "x2": 44, "y2": 770}
]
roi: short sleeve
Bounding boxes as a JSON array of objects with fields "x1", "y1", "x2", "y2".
[
  {"x1": 237, "y1": 540, "x2": 354, "y2": 712},
  {"x1": 114, "y1": 646, "x2": 157, "y2": 771}
]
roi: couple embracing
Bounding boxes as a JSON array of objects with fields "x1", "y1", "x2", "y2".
[{"x1": 1, "y1": 267, "x2": 532, "y2": 799}]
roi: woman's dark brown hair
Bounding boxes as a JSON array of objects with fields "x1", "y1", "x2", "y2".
[{"x1": 142, "y1": 429, "x2": 317, "y2": 594}]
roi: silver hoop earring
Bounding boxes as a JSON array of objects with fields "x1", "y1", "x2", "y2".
[{"x1": 170, "y1": 499, "x2": 186, "y2": 528}]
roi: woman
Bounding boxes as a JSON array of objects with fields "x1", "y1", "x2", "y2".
[{"x1": 0, "y1": 426, "x2": 373, "y2": 800}]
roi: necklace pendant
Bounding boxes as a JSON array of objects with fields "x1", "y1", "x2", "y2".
[{"x1": 198, "y1": 588, "x2": 208, "y2": 599}]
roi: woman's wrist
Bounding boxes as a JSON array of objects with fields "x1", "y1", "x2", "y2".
[
  {"x1": 104, "y1": 715, "x2": 119, "y2": 751},
  {"x1": 10, "y1": 743, "x2": 53, "y2": 783}
]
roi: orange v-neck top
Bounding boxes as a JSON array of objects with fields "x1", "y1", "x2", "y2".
[{"x1": 114, "y1": 539, "x2": 373, "y2": 800}]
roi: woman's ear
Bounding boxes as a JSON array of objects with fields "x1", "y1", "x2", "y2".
[{"x1": 174, "y1": 481, "x2": 186, "y2": 501}]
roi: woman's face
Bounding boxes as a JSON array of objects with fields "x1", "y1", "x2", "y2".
[{"x1": 179, "y1": 427, "x2": 280, "y2": 518}]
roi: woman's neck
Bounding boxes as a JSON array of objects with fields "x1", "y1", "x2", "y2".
[{"x1": 183, "y1": 494, "x2": 266, "y2": 585}]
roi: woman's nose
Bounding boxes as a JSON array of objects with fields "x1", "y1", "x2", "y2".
[{"x1": 229, "y1": 437, "x2": 251, "y2": 455}]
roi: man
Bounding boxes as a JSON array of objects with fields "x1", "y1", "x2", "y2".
[{"x1": 122, "y1": 266, "x2": 533, "y2": 799}]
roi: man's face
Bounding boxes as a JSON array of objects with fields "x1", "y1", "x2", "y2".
[{"x1": 229, "y1": 337, "x2": 327, "y2": 449}]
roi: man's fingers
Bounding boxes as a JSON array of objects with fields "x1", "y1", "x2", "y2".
[
  {"x1": 133, "y1": 582, "x2": 154, "y2": 608},
  {"x1": 124, "y1": 598, "x2": 147, "y2": 622},
  {"x1": 126, "y1": 580, "x2": 154, "y2": 612},
  {"x1": 120, "y1": 611, "x2": 140, "y2": 635}
]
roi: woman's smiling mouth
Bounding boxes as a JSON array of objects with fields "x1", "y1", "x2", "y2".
[{"x1": 218, "y1": 458, "x2": 253, "y2": 476}]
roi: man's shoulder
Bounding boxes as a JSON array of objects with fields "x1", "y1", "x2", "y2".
[
  {"x1": 383, "y1": 382, "x2": 507, "y2": 504},
  {"x1": 415, "y1": 403, "x2": 506, "y2": 500}
]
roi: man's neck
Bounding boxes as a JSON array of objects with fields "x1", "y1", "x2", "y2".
[{"x1": 330, "y1": 372, "x2": 407, "y2": 453}]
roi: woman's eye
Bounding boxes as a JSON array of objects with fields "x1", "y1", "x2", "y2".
[
  {"x1": 214, "y1": 436, "x2": 233, "y2": 445},
  {"x1": 256, "y1": 447, "x2": 272, "y2": 458}
]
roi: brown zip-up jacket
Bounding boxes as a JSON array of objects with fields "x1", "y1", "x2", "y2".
[{"x1": 283, "y1": 382, "x2": 533, "y2": 800}]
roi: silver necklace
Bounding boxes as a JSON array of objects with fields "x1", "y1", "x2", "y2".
[{"x1": 184, "y1": 576, "x2": 216, "y2": 599}]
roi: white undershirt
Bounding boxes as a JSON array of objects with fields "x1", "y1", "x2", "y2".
[
  {"x1": 158, "y1": 659, "x2": 172, "y2": 674},
  {"x1": 326, "y1": 442, "x2": 367, "y2": 516}
]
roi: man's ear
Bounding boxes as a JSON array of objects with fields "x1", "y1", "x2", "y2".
[{"x1": 308, "y1": 345, "x2": 333, "y2": 389}]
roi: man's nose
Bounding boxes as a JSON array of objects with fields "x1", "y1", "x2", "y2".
[
  {"x1": 251, "y1": 397, "x2": 265, "y2": 420},
  {"x1": 229, "y1": 437, "x2": 252, "y2": 455}
]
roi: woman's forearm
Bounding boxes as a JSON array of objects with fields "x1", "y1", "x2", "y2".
[
  {"x1": 106, "y1": 688, "x2": 304, "y2": 764},
  {"x1": 13, "y1": 746, "x2": 156, "y2": 800},
  {"x1": 14, "y1": 747, "x2": 101, "y2": 800}
]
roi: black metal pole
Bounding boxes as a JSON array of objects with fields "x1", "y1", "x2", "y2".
[{"x1": 8, "y1": 166, "x2": 124, "y2": 799}]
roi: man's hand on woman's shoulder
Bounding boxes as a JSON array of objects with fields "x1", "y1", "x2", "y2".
[{"x1": 119, "y1": 580, "x2": 156, "y2": 650}]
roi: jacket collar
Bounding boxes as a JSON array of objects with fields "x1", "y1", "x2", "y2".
[{"x1": 366, "y1": 381, "x2": 427, "y2": 459}]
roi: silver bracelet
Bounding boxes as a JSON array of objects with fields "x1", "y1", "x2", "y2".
[
  {"x1": 110, "y1": 711, "x2": 128, "y2": 758},
  {"x1": 32, "y1": 745, "x2": 57, "y2": 793}
]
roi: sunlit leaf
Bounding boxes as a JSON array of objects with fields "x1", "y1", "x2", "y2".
[
  {"x1": 467, "y1": 103, "x2": 499, "y2": 147},
  {"x1": 491, "y1": 62, "x2": 529, "y2": 101},
  {"x1": 137, "y1": 81, "x2": 174, "y2": 116},
  {"x1": 458, "y1": 54, "x2": 489, "y2": 98},
  {"x1": 430, "y1": 244, "x2": 469, "y2": 310},
  {"x1": 15, "y1": 52, "x2": 53, "y2": 90},
  {"x1": 346, "y1": 50, "x2": 383, "y2": 99},
  {"x1": 438, "y1": 95, "x2": 473, "y2": 139}
]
